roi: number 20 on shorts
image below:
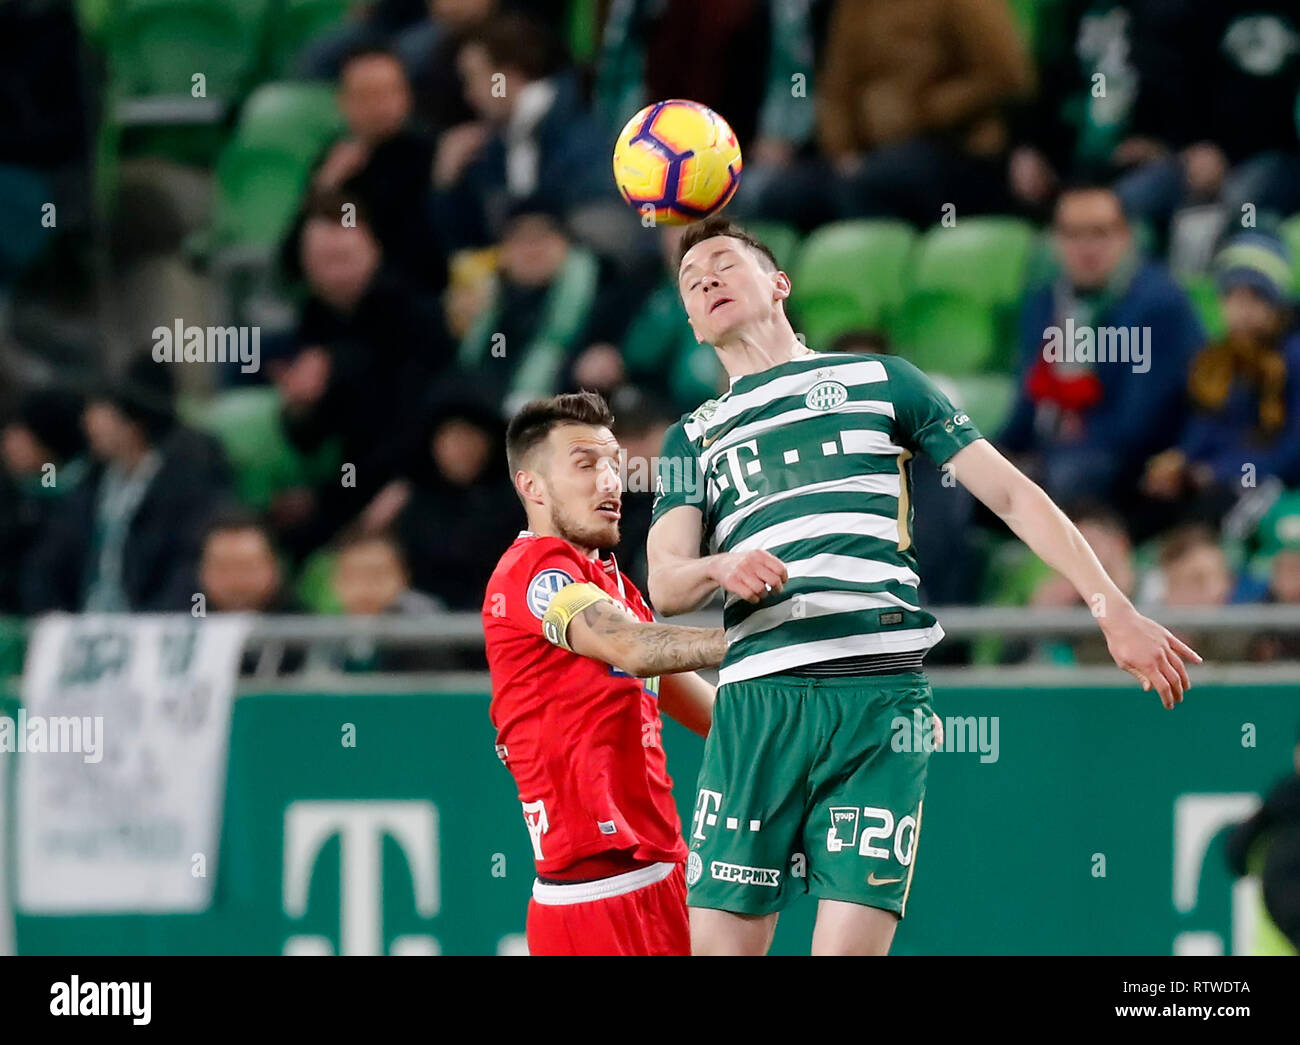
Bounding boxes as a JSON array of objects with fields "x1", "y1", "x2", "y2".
[{"x1": 825, "y1": 804, "x2": 920, "y2": 865}]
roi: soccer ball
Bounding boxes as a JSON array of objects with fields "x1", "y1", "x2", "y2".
[{"x1": 612, "y1": 99, "x2": 743, "y2": 226}]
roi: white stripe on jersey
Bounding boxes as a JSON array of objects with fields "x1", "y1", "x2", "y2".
[
  {"x1": 712, "y1": 473, "x2": 902, "y2": 547},
  {"x1": 780, "y1": 552, "x2": 920, "y2": 589},
  {"x1": 727, "y1": 511, "x2": 900, "y2": 554},
  {"x1": 839, "y1": 428, "x2": 909, "y2": 455},
  {"x1": 717, "y1": 625, "x2": 945, "y2": 686},
  {"x1": 700, "y1": 401, "x2": 898, "y2": 475},
  {"x1": 694, "y1": 358, "x2": 889, "y2": 438},
  {"x1": 724, "y1": 553, "x2": 918, "y2": 608},
  {"x1": 724, "y1": 589, "x2": 921, "y2": 644}
]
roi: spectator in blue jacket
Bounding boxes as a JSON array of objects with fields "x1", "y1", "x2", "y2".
[
  {"x1": 432, "y1": 14, "x2": 626, "y2": 258},
  {"x1": 1141, "y1": 231, "x2": 1300, "y2": 525},
  {"x1": 999, "y1": 184, "x2": 1204, "y2": 507}
]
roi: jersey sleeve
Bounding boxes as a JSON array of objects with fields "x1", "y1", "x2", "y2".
[
  {"x1": 886, "y1": 355, "x2": 983, "y2": 465},
  {"x1": 619, "y1": 574, "x2": 657, "y2": 623},
  {"x1": 490, "y1": 538, "x2": 594, "y2": 639},
  {"x1": 650, "y1": 419, "x2": 704, "y2": 526}
]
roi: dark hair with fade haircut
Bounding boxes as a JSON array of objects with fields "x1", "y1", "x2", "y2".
[
  {"x1": 505, "y1": 390, "x2": 615, "y2": 480},
  {"x1": 676, "y1": 216, "x2": 779, "y2": 272}
]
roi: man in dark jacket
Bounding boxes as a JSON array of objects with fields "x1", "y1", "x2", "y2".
[
  {"x1": 310, "y1": 42, "x2": 446, "y2": 291},
  {"x1": 432, "y1": 14, "x2": 617, "y2": 253},
  {"x1": 999, "y1": 184, "x2": 1204, "y2": 506},
  {"x1": 389, "y1": 383, "x2": 524, "y2": 611},
  {"x1": 21, "y1": 355, "x2": 231, "y2": 613},
  {"x1": 276, "y1": 190, "x2": 452, "y2": 558}
]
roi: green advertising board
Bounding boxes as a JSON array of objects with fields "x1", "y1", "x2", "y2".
[{"x1": 5, "y1": 682, "x2": 1298, "y2": 955}]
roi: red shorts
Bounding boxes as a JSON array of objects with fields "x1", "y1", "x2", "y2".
[{"x1": 526, "y1": 861, "x2": 689, "y2": 956}]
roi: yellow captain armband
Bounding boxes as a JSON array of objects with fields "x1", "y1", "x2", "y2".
[{"x1": 541, "y1": 582, "x2": 613, "y2": 651}]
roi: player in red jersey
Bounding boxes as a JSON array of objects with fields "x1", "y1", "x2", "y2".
[{"x1": 483, "y1": 391, "x2": 729, "y2": 956}]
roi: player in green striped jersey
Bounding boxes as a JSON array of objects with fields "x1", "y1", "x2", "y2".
[{"x1": 647, "y1": 217, "x2": 1201, "y2": 956}]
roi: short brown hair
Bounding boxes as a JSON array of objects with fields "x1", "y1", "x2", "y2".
[
  {"x1": 506, "y1": 391, "x2": 614, "y2": 480},
  {"x1": 676, "y1": 216, "x2": 779, "y2": 272},
  {"x1": 334, "y1": 525, "x2": 411, "y2": 574},
  {"x1": 1159, "y1": 524, "x2": 1221, "y2": 569},
  {"x1": 460, "y1": 14, "x2": 559, "y2": 82}
]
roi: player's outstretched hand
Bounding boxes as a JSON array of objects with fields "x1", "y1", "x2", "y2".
[
  {"x1": 709, "y1": 550, "x2": 788, "y2": 604},
  {"x1": 1100, "y1": 609, "x2": 1202, "y2": 709}
]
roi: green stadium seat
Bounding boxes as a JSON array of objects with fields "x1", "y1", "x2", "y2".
[
  {"x1": 943, "y1": 372, "x2": 1017, "y2": 437},
  {"x1": 211, "y1": 149, "x2": 314, "y2": 250},
  {"x1": 795, "y1": 298, "x2": 877, "y2": 352},
  {"x1": 791, "y1": 220, "x2": 916, "y2": 343},
  {"x1": 266, "y1": 0, "x2": 358, "y2": 78},
  {"x1": 893, "y1": 292, "x2": 998, "y2": 375},
  {"x1": 295, "y1": 548, "x2": 343, "y2": 614},
  {"x1": 743, "y1": 220, "x2": 801, "y2": 272},
  {"x1": 911, "y1": 217, "x2": 1035, "y2": 310},
  {"x1": 208, "y1": 83, "x2": 344, "y2": 251},
  {"x1": 190, "y1": 386, "x2": 340, "y2": 510},
  {"x1": 105, "y1": 0, "x2": 260, "y2": 103},
  {"x1": 234, "y1": 81, "x2": 344, "y2": 161},
  {"x1": 101, "y1": 0, "x2": 271, "y2": 165},
  {"x1": 671, "y1": 341, "x2": 728, "y2": 411}
]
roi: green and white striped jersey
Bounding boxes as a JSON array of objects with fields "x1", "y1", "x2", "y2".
[{"x1": 650, "y1": 352, "x2": 981, "y2": 685}]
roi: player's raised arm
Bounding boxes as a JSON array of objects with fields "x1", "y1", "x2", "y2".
[
  {"x1": 949, "y1": 438, "x2": 1202, "y2": 708},
  {"x1": 647, "y1": 505, "x2": 788, "y2": 615},
  {"x1": 541, "y1": 578, "x2": 727, "y2": 676}
]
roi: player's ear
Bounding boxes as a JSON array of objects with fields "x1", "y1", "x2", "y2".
[
  {"x1": 515, "y1": 467, "x2": 546, "y2": 507},
  {"x1": 772, "y1": 270, "x2": 791, "y2": 303}
]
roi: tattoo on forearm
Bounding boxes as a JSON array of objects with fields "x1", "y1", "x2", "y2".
[{"x1": 580, "y1": 601, "x2": 726, "y2": 672}]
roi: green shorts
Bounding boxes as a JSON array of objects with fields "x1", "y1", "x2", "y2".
[{"x1": 685, "y1": 671, "x2": 933, "y2": 917}]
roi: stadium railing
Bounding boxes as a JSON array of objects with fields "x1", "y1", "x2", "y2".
[{"x1": 3, "y1": 606, "x2": 1299, "y2": 690}]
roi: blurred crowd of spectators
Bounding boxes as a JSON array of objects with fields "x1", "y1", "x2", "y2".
[{"x1": 2, "y1": 0, "x2": 1300, "y2": 669}]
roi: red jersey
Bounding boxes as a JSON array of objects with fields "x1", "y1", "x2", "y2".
[{"x1": 483, "y1": 530, "x2": 688, "y2": 876}]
